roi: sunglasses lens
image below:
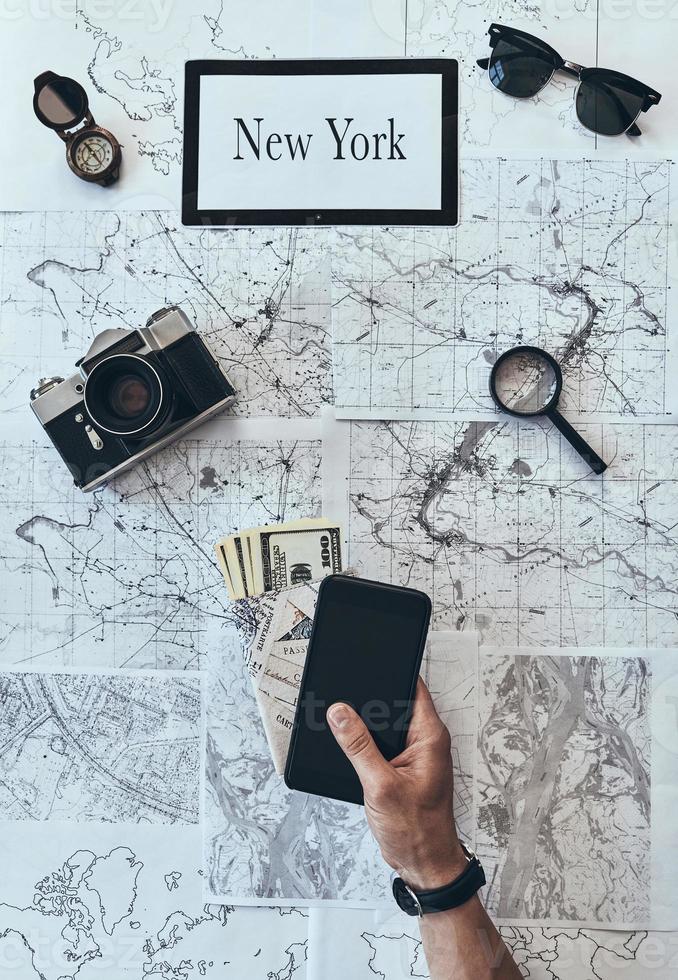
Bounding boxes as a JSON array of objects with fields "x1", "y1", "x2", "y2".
[
  {"x1": 488, "y1": 35, "x2": 556, "y2": 98},
  {"x1": 576, "y1": 73, "x2": 645, "y2": 135}
]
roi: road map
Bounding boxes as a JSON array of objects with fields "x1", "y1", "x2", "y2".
[
  {"x1": 324, "y1": 415, "x2": 678, "y2": 648},
  {"x1": 0, "y1": 212, "x2": 327, "y2": 669},
  {"x1": 0, "y1": 668, "x2": 202, "y2": 824},
  {"x1": 332, "y1": 158, "x2": 676, "y2": 421},
  {"x1": 0, "y1": 213, "x2": 331, "y2": 432},
  {"x1": 0, "y1": 418, "x2": 322, "y2": 669},
  {"x1": 0, "y1": 822, "x2": 308, "y2": 980}
]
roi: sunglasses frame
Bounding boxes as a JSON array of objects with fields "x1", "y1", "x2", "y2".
[{"x1": 477, "y1": 23, "x2": 661, "y2": 137}]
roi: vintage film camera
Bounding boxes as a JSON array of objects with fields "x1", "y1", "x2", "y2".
[{"x1": 30, "y1": 306, "x2": 236, "y2": 492}]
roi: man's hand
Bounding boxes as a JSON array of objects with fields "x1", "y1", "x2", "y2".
[
  {"x1": 327, "y1": 676, "x2": 523, "y2": 980},
  {"x1": 327, "y1": 678, "x2": 467, "y2": 890}
]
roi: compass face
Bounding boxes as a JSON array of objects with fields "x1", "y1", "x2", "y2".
[{"x1": 72, "y1": 133, "x2": 115, "y2": 175}]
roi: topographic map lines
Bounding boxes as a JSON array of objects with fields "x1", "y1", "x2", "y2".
[
  {"x1": 0, "y1": 432, "x2": 322, "y2": 669},
  {"x1": 422, "y1": 631, "x2": 477, "y2": 843},
  {"x1": 331, "y1": 157, "x2": 675, "y2": 421},
  {"x1": 0, "y1": 669, "x2": 202, "y2": 824},
  {"x1": 204, "y1": 627, "x2": 475, "y2": 904},
  {"x1": 476, "y1": 654, "x2": 651, "y2": 924},
  {"x1": 337, "y1": 418, "x2": 678, "y2": 647}
]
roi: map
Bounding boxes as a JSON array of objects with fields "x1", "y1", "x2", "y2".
[
  {"x1": 325, "y1": 416, "x2": 678, "y2": 647},
  {"x1": 204, "y1": 625, "x2": 391, "y2": 905},
  {"x1": 476, "y1": 653, "x2": 651, "y2": 924},
  {"x1": 0, "y1": 669, "x2": 202, "y2": 824},
  {"x1": 0, "y1": 822, "x2": 309, "y2": 980},
  {"x1": 0, "y1": 0, "x2": 674, "y2": 969},
  {"x1": 0, "y1": 210, "x2": 329, "y2": 670},
  {"x1": 204, "y1": 626, "x2": 476, "y2": 904},
  {"x1": 404, "y1": 1, "x2": 672, "y2": 156},
  {"x1": 422, "y1": 631, "x2": 476, "y2": 844},
  {"x1": 306, "y1": 906, "x2": 678, "y2": 980},
  {"x1": 405, "y1": 1, "x2": 598, "y2": 149},
  {"x1": 0, "y1": 421, "x2": 322, "y2": 669},
  {"x1": 332, "y1": 157, "x2": 676, "y2": 421},
  {"x1": 70, "y1": 2, "x2": 669, "y2": 184},
  {"x1": 1, "y1": 213, "x2": 331, "y2": 431},
  {"x1": 6, "y1": 1, "x2": 671, "y2": 211}
]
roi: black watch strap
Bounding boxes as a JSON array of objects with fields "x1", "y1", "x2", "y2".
[{"x1": 392, "y1": 844, "x2": 486, "y2": 916}]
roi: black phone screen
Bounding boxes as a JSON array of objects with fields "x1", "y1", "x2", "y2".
[{"x1": 284, "y1": 575, "x2": 431, "y2": 805}]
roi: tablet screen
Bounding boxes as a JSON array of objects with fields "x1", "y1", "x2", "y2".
[{"x1": 182, "y1": 59, "x2": 458, "y2": 226}]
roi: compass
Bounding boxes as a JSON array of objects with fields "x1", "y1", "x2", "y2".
[{"x1": 33, "y1": 70, "x2": 121, "y2": 187}]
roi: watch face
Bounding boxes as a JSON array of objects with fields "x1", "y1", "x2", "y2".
[
  {"x1": 72, "y1": 132, "x2": 115, "y2": 175},
  {"x1": 392, "y1": 877, "x2": 421, "y2": 916}
]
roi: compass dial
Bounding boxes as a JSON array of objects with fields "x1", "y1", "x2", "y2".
[{"x1": 72, "y1": 133, "x2": 114, "y2": 175}]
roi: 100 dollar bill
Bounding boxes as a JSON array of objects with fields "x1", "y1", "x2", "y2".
[
  {"x1": 249, "y1": 522, "x2": 342, "y2": 594},
  {"x1": 215, "y1": 519, "x2": 343, "y2": 599},
  {"x1": 215, "y1": 532, "x2": 255, "y2": 600}
]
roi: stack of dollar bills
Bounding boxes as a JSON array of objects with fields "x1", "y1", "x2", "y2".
[{"x1": 215, "y1": 518, "x2": 342, "y2": 599}]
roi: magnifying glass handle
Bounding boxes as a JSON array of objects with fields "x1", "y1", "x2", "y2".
[{"x1": 547, "y1": 409, "x2": 608, "y2": 475}]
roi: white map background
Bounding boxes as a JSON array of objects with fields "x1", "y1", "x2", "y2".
[
  {"x1": 0, "y1": 822, "x2": 309, "y2": 980},
  {"x1": 0, "y1": 0, "x2": 676, "y2": 971},
  {"x1": 333, "y1": 158, "x2": 676, "y2": 421},
  {"x1": 328, "y1": 418, "x2": 678, "y2": 648},
  {"x1": 0, "y1": 669, "x2": 201, "y2": 824},
  {"x1": 70, "y1": 0, "x2": 675, "y2": 162},
  {"x1": 2, "y1": 0, "x2": 672, "y2": 211},
  {"x1": 307, "y1": 907, "x2": 678, "y2": 979}
]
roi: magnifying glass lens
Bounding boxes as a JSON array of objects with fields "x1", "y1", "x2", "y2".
[{"x1": 492, "y1": 350, "x2": 559, "y2": 415}]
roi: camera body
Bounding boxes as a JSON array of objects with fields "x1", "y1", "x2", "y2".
[{"x1": 30, "y1": 306, "x2": 236, "y2": 492}]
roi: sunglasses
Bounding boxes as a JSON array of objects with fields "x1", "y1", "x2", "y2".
[{"x1": 476, "y1": 23, "x2": 661, "y2": 137}]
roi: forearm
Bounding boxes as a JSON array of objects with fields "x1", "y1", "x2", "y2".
[
  {"x1": 327, "y1": 687, "x2": 522, "y2": 978},
  {"x1": 406, "y1": 841, "x2": 522, "y2": 980},
  {"x1": 420, "y1": 896, "x2": 522, "y2": 980}
]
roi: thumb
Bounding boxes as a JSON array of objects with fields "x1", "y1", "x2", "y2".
[{"x1": 327, "y1": 702, "x2": 392, "y2": 786}]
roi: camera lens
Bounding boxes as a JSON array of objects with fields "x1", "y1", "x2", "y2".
[
  {"x1": 84, "y1": 354, "x2": 167, "y2": 436},
  {"x1": 109, "y1": 375, "x2": 152, "y2": 419}
]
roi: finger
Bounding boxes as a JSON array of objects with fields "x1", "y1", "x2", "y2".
[
  {"x1": 327, "y1": 702, "x2": 392, "y2": 786},
  {"x1": 405, "y1": 677, "x2": 446, "y2": 746}
]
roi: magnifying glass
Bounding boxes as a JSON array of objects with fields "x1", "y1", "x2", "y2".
[{"x1": 489, "y1": 345, "x2": 607, "y2": 475}]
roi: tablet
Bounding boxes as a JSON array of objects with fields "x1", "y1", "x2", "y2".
[{"x1": 182, "y1": 58, "x2": 458, "y2": 227}]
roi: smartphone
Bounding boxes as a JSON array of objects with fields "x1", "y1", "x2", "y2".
[{"x1": 284, "y1": 574, "x2": 432, "y2": 805}]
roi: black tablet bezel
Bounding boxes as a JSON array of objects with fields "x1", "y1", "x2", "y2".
[{"x1": 182, "y1": 58, "x2": 458, "y2": 227}]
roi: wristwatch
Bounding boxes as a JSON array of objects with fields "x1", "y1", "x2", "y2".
[
  {"x1": 392, "y1": 843, "x2": 486, "y2": 916},
  {"x1": 33, "y1": 71, "x2": 122, "y2": 187}
]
